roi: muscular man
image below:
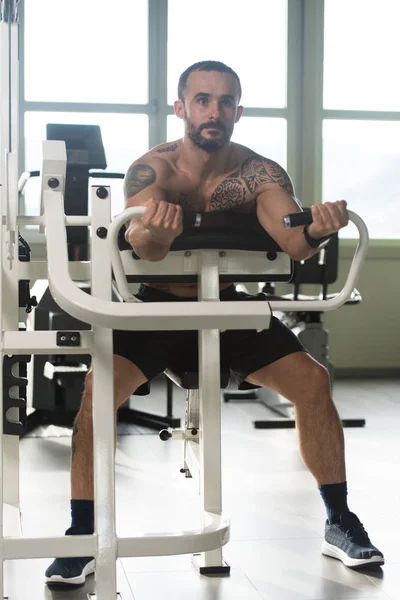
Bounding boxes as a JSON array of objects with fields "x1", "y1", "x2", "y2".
[{"x1": 45, "y1": 60, "x2": 383, "y2": 585}]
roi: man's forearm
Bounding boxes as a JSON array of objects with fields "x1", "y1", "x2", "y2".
[
  {"x1": 128, "y1": 223, "x2": 173, "y2": 261},
  {"x1": 286, "y1": 227, "x2": 331, "y2": 261}
]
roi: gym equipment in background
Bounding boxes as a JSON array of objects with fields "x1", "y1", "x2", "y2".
[{"x1": 20, "y1": 124, "x2": 180, "y2": 434}]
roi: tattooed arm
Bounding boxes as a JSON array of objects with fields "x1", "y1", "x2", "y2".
[
  {"x1": 246, "y1": 156, "x2": 331, "y2": 261},
  {"x1": 123, "y1": 159, "x2": 182, "y2": 261}
]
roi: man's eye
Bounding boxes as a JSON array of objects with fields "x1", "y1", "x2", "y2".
[{"x1": 198, "y1": 98, "x2": 208, "y2": 105}]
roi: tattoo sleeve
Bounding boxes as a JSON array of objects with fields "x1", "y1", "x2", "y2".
[
  {"x1": 241, "y1": 155, "x2": 295, "y2": 196},
  {"x1": 123, "y1": 163, "x2": 156, "y2": 199}
]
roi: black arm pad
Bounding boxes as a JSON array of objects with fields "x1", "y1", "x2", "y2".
[{"x1": 118, "y1": 211, "x2": 282, "y2": 254}]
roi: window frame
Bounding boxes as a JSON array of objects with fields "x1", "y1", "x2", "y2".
[
  {"x1": 18, "y1": 0, "x2": 399, "y2": 246},
  {"x1": 18, "y1": 0, "x2": 159, "y2": 166},
  {"x1": 317, "y1": 0, "x2": 400, "y2": 247}
]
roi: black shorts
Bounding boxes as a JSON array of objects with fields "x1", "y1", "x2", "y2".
[{"x1": 113, "y1": 284, "x2": 305, "y2": 396}]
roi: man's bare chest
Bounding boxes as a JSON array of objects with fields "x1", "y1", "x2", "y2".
[{"x1": 165, "y1": 168, "x2": 258, "y2": 214}]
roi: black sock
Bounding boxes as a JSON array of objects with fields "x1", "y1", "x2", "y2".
[
  {"x1": 68, "y1": 499, "x2": 94, "y2": 535},
  {"x1": 318, "y1": 481, "x2": 350, "y2": 524}
]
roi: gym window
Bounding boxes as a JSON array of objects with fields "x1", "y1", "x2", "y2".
[
  {"x1": 167, "y1": 0, "x2": 288, "y2": 164},
  {"x1": 322, "y1": 0, "x2": 400, "y2": 240},
  {"x1": 24, "y1": 0, "x2": 149, "y2": 104},
  {"x1": 19, "y1": 0, "x2": 400, "y2": 242}
]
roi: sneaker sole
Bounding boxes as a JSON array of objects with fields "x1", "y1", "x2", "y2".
[
  {"x1": 322, "y1": 541, "x2": 384, "y2": 568},
  {"x1": 45, "y1": 559, "x2": 95, "y2": 585}
]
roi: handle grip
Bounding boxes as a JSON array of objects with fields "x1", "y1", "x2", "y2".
[
  {"x1": 108, "y1": 207, "x2": 202, "y2": 301},
  {"x1": 119, "y1": 207, "x2": 202, "y2": 230},
  {"x1": 283, "y1": 212, "x2": 312, "y2": 228}
]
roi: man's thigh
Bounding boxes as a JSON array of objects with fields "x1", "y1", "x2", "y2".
[
  {"x1": 222, "y1": 316, "x2": 306, "y2": 391},
  {"x1": 245, "y1": 350, "x2": 330, "y2": 401}
]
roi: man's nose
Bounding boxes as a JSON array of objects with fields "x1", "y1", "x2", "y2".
[{"x1": 208, "y1": 101, "x2": 221, "y2": 119}]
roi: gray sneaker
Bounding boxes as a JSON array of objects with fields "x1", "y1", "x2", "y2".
[
  {"x1": 45, "y1": 556, "x2": 95, "y2": 585},
  {"x1": 322, "y1": 512, "x2": 384, "y2": 568}
]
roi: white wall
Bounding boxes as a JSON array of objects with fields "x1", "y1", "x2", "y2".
[{"x1": 324, "y1": 244, "x2": 400, "y2": 372}]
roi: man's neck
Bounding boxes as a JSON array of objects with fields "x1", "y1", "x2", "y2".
[{"x1": 178, "y1": 137, "x2": 234, "y2": 181}]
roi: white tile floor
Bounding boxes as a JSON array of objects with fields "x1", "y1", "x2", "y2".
[{"x1": 5, "y1": 378, "x2": 400, "y2": 600}]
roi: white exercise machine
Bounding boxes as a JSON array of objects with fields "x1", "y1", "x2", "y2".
[{"x1": 0, "y1": 3, "x2": 369, "y2": 599}]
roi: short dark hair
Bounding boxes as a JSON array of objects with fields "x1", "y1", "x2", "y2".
[{"x1": 178, "y1": 60, "x2": 242, "y2": 102}]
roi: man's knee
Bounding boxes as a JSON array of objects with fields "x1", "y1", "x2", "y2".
[
  {"x1": 80, "y1": 355, "x2": 147, "y2": 412},
  {"x1": 305, "y1": 360, "x2": 331, "y2": 396},
  {"x1": 286, "y1": 355, "x2": 332, "y2": 410},
  {"x1": 277, "y1": 353, "x2": 331, "y2": 406}
]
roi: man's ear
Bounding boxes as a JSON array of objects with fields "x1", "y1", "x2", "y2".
[
  {"x1": 235, "y1": 105, "x2": 244, "y2": 123},
  {"x1": 174, "y1": 100, "x2": 185, "y2": 120}
]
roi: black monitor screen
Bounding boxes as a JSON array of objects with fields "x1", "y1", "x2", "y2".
[{"x1": 46, "y1": 123, "x2": 107, "y2": 170}]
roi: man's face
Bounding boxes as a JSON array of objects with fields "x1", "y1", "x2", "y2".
[{"x1": 175, "y1": 70, "x2": 243, "y2": 152}]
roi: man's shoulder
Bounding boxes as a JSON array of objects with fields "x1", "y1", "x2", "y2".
[
  {"x1": 232, "y1": 144, "x2": 285, "y2": 170},
  {"x1": 153, "y1": 140, "x2": 181, "y2": 156},
  {"x1": 146, "y1": 139, "x2": 181, "y2": 167},
  {"x1": 230, "y1": 145, "x2": 294, "y2": 196},
  {"x1": 126, "y1": 140, "x2": 181, "y2": 176}
]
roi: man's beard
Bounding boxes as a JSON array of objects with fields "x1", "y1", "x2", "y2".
[{"x1": 185, "y1": 116, "x2": 232, "y2": 152}]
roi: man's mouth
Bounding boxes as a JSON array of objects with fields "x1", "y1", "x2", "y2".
[{"x1": 202, "y1": 123, "x2": 223, "y2": 131}]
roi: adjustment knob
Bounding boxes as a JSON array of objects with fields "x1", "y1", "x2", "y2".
[
  {"x1": 96, "y1": 186, "x2": 109, "y2": 199},
  {"x1": 159, "y1": 429, "x2": 172, "y2": 441}
]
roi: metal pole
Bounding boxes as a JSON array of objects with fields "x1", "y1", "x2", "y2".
[{"x1": 90, "y1": 186, "x2": 117, "y2": 599}]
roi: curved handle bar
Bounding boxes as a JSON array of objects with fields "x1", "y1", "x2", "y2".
[
  {"x1": 44, "y1": 192, "x2": 275, "y2": 331},
  {"x1": 270, "y1": 210, "x2": 368, "y2": 311},
  {"x1": 108, "y1": 207, "x2": 145, "y2": 302},
  {"x1": 109, "y1": 208, "x2": 369, "y2": 310},
  {"x1": 108, "y1": 207, "x2": 202, "y2": 301}
]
